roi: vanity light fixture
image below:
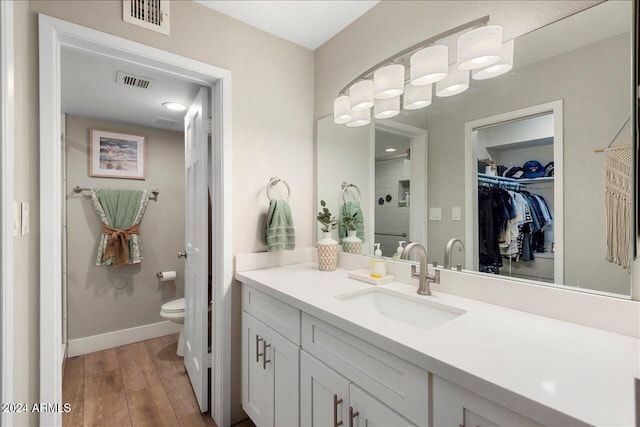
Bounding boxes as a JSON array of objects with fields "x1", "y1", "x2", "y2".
[
  {"x1": 457, "y1": 24, "x2": 503, "y2": 70},
  {"x1": 333, "y1": 95, "x2": 353, "y2": 124},
  {"x1": 374, "y1": 96, "x2": 400, "y2": 119},
  {"x1": 403, "y1": 83, "x2": 432, "y2": 110},
  {"x1": 162, "y1": 102, "x2": 186, "y2": 111},
  {"x1": 349, "y1": 80, "x2": 375, "y2": 111},
  {"x1": 410, "y1": 45, "x2": 449, "y2": 86},
  {"x1": 333, "y1": 16, "x2": 513, "y2": 126},
  {"x1": 374, "y1": 64, "x2": 405, "y2": 99},
  {"x1": 436, "y1": 65, "x2": 469, "y2": 97},
  {"x1": 345, "y1": 109, "x2": 371, "y2": 127},
  {"x1": 472, "y1": 39, "x2": 514, "y2": 80}
]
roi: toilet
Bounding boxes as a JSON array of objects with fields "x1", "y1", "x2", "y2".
[{"x1": 160, "y1": 298, "x2": 212, "y2": 357}]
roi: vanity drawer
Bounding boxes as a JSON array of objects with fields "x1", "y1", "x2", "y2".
[
  {"x1": 242, "y1": 284, "x2": 301, "y2": 345},
  {"x1": 301, "y1": 313, "x2": 428, "y2": 426},
  {"x1": 433, "y1": 376, "x2": 544, "y2": 427}
]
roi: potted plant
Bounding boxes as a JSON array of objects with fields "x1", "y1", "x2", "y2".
[
  {"x1": 317, "y1": 200, "x2": 338, "y2": 271},
  {"x1": 341, "y1": 212, "x2": 362, "y2": 254}
]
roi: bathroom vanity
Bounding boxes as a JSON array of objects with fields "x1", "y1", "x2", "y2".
[{"x1": 236, "y1": 256, "x2": 638, "y2": 427}]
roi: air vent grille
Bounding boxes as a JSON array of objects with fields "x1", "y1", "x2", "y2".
[
  {"x1": 116, "y1": 72, "x2": 155, "y2": 90},
  {"x1": 123, "y1": 0, "x2": 170, "y2": 35},
  {"x1": 155, "y1": 118, "x2": 182, "y2": 128}
]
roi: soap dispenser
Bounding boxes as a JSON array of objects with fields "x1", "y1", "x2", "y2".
[
  {"x1": 393, "y1": 241, "x2": 406, "y2": 260},
  {"x1": 370, "y1": 243, "x2": 386, "y2": 278}
]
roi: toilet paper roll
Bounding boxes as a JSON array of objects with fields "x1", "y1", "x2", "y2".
[{"x1": 158, "y1": 271, "x2": 176, "y2": 282}]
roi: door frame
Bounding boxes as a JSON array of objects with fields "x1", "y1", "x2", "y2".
[
  {"x1": 374, "y1": 120, "x2": 428, "y2": 248},
  {"x1": 464, "y1": 100, "x2": 564, "y2": 283},
  {"x1": 39, "y1": 15, "x2": 233, "y2": 427},
  {"x1": 0, "y1": 1, "x2": 14, "y2": 426}
]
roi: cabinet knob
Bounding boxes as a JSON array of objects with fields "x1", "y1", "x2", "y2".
[
  {"x1": 349, "y1": 407, "x2": 359, "y2": 427},
  {"x1": 333, "y1": 394, "x2": 343, "y2": 427}
]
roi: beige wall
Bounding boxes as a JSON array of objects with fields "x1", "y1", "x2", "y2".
[
  {"x1": 65, "y1": 115, "x2": 185, "y2": 340},
  {"x1": 15, "y1": 1, "x2": 315, "y2": 424},
  {"x1": 13, "y1": 2, "x2": 39, "y2": 426}
]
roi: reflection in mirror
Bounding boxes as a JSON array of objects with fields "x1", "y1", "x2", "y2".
[
  {"x1": 316, "y1": 1, "x2": 634, "y2": 297},
  {"x1": 467, "y1": 106, "x2": 560, "y2": 285}
]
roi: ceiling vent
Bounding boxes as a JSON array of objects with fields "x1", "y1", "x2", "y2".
[
  {"x1": 116, "y1": 71, "x2": 155, "y2": 89},
  {"x1": 155, "y1": 118, "x2": 182, "y2": 128},
  {"x1": 123, "y1": 0, "x2": 170, "y2": 35}
]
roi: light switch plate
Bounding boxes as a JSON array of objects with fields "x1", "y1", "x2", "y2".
[
  {"x1": 429, "y1": 207, "x2": 442, "y2": 220},
  {"x1": 21, "y1": 202, "x2": 29, "y2": 236},
  {"x1": 452, "y1": 206, "x2": 461, "y2": 221},
  {"x1": 13, "y1": 201, "x2": 20, "y2": 237}
]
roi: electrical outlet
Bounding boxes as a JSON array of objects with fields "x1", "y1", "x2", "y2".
[
  {"x1": 21, "y1": 202, "x2": 30, "y2": 236},
  {"x1": 13, "y1": 201, "x2": 21, "y2": 237},
  {"x1": 429, "y1": 207, "x2": 442, "y2": 220},
  {"x1": 452, "y1": 207, "x2": 461, "y2": 221}
]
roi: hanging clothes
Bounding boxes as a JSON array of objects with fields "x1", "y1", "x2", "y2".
[
  {"x1": 478, "y1": 184, "x2": 552, "y2": 272},
  {"x1": 92, "y1": 188, "x2": 150, "y2": 267}
]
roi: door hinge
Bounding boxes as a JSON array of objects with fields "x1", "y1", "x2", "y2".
[
  {"x1": 206, "y1": 117, "x2": 213, "y2": 135},
  {"x1": 206, "y1": 352, "x2": 213, "y2": 368}
]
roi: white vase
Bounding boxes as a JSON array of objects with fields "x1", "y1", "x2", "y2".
[
  {"x1": 342, "y1": 230, "x2": 362, "y2": 255},
  {"x1": 317, "y1": 231, "x2": 338, "y2": 271}
]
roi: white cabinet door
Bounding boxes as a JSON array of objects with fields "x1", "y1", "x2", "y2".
[
  {"x1": 349, "y1": 384, "x2": 416, "y2": 427},
  {"x1": 301, "y1": 351, "x2": 350, "y2": 427},
  {"x1": 242, "y1": 312, "x2": 274, "y2": 427},
  {"x1": 242, "y1": 312, "x2": 299, "y2": 427}
]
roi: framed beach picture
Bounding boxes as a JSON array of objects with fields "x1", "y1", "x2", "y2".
[{"x1": 90, "y1": 129, "x2": 146, "y2": 180}]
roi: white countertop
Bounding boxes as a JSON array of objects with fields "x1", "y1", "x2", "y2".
[{"x1": 236, "y1": 262, "x2": 639, "y2": 427}]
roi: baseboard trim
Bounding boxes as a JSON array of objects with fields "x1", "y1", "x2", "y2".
[{"x1": 67, "y1": 321, "x2": 182, "y2": 357}]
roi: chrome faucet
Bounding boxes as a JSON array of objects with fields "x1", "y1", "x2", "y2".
[
  {"x1": 444, "y1": 238, "x2": 465, "y2": 270},
  {"x1": 400, "y1": 242, "x2": 440, "y2": 295}
]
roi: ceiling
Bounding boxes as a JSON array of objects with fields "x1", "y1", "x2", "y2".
[
  {"x1": 61, "y1": 47, "x2": 203, "y2": 132},
  {"x1": 195, "y1": 0, "x2": 379, "y2": 50},
  {"x1": 375, "y1": 129, "x2": 410, "y2": 160}
]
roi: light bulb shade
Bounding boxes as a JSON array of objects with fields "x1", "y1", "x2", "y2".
[
  {"x1": 333, "y1": 95, "x2": 352, "y2": 124},
  {"x1": 345, "y1": 109, "x2": 371, "y2": 127},
  {"x1": 457, "y1": 25, "x2": 503, "y2": 70},
  {"x1": 403, "y1": 83, "x2": 432, "y2": 110},
  {"x1": 349, "y1": 80, "x2": 374, "y2": 111},
  {"x1": 472, "y1": 39, "x2": 514, "y2": 80},
  {"x1": 410, "y1": 45, "x2": 448, "y2": 86},
  {"x1": 374, "y1": 96, "x2": 400, "y2": 119},
  {"x1": 436, "y1": 65, "x2": 469, "y2": 97},
  {"x1": 374, "y1": 64, "x2": 405, "y2": 99}
]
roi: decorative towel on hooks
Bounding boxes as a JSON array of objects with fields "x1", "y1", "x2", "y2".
[
  {"x1": 91, "y1": 188, "x2": 150, "y2": 267},
  {"x1": 604, "y1": 145, "x2": 632, "y2": 271}
]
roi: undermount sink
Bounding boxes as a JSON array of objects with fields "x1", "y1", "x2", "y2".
[{"x1": 336, "y1": 287, "x2": 465, "y2": 330}]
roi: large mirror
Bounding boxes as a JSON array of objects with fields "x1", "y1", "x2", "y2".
[{"x1": 316, "y1": 1, "x2": 634, "y2": 297}]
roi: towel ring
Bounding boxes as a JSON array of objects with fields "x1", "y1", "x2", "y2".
[
  {"x1": 267, "y1": 176, "x2": 291, "y2": 201},
  {"x1": 341, "y1": 182, "x2": 361, "y2": 203}
]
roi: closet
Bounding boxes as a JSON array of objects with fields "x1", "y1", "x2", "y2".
[{"x1": 475, "y1": 113, "x2": 555, "y2": 283}]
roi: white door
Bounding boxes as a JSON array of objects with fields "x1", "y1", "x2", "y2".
[
  {"x1": 184, "y1": 87, "x2": 209, "y2": 412},
  {"x1": 300, "y1": 351, "x2": 350, "y2": 427},
  {"x1": 349, "y1": 384, "x2": 415, "y2": 427}
]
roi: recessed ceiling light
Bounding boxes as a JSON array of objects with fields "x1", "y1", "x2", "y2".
[
  {"x1": 385, "y1": 148, "x2": 397, "y2": 152},
  {"x1": 163, "y1": 102, "x2": 186, "y2": 111}
]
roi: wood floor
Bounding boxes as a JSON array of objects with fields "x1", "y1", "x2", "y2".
[{"x1": 62, "y1": 333, "x2": 255, "y2": 427}]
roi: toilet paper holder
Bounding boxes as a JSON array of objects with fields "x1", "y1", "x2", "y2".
[{"x1": 156, "y1": 271, "x2": 177, "y2": 281}]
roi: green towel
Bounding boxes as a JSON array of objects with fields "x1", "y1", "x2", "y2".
[
  {"x1": 339, "y1": 201, "x2": 365, "y2": 242},
  {"x1": 263, "y1": 199, "x2": 295, "y2": 251},
  {"x1": 91, "y1": 188, "x2": 149, "y2": 266}
]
